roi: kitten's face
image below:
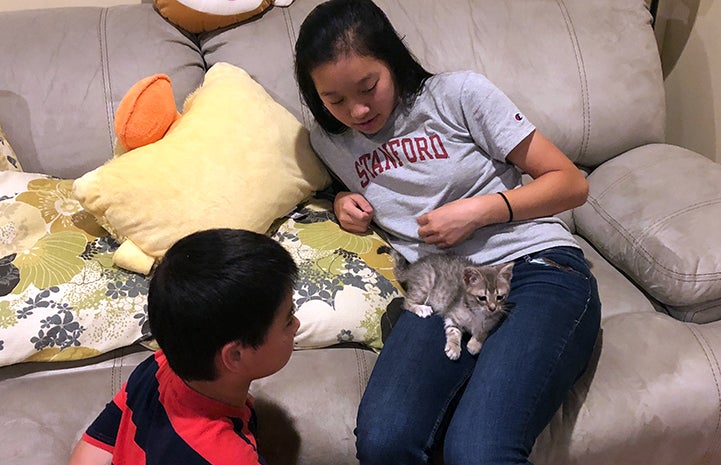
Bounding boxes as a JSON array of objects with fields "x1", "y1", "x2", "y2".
[
  {"x1": 468, "y1": 287, "x2": 507, "y2": 313},
  {"x1": 463, "y1": 262, "x2": 514, "y2": 314}
]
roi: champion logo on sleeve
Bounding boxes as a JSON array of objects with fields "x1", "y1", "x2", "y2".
[{"x1": 514, "y1": 113, "x2": 524, "y2": 121}]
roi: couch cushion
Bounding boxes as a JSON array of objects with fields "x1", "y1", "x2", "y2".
[
  {"x1": 575, "y1": 144, "x2": 721, "y2": 321},
  {"x1": 574, "y1": 236, "x2": 656, "y2": 320},
  {"x1": 73, "y1": 62, "x2": 330, "y2": 275},
  {"x1": 272, "y1": 198, "x2": 403, "y2": 350},
  {"x1": 0, "y1": 171, "x2": 150, "y2": 367},
  {"x1": 388, "y1": 0, "x2": 664, "y2": 169},
  {"x1": 202, "y1": 0, "x2": 664, "y2": 169},
  {"x1": 531, "y1": 313, "x2": 721, "y2": 465},
  {"x1": 0, "y1": 4, "x2": 205, "y2": 179},
  {"x1": 252, "y1": 347, "x2": 376, "y2": 465},
  {"x1": 0, "y1": 345, "x2": 378, "y2": 465},
  {"x1": 200, "y1": 3, "x2": 307, "y2": 123},
  {"x1": 1, "y1": 171, "x2": 396, "y2": 368}
]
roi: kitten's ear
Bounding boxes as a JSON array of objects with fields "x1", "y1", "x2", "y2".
[
  {"x1": 463, "y1": 267, "x2": 481, "y2": 285},
  {"x1": 498, "y1": 262, "x2": 514, "y2": 281}
]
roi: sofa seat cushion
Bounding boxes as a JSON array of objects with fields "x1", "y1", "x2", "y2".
[
  {"x1": 531, "y1": 313, "x2": 721, "y2": 465},
  {"x1": 574, "y1": 236, "x2": 655, "y2": 320},
  {"x1": 251, "y1": 347, "x2": 376, "y2": 465},
  {"x1": 0, "y1": 345, "x2": 377, "y2": 465},
  {"x1": 575, "y1": 144, "x2": 721, "y2": 322}
]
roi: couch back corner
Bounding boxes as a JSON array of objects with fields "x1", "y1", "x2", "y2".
[{"x1": 0, "y1": 4, "x2": 205, "y2": 179}]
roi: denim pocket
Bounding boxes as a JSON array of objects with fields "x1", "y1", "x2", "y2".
[{"x1": 521, "y1": 246, "x2": 590, "y2": 280}]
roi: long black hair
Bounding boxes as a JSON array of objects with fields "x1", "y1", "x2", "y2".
[{"x1": 295, "y1": 0, "x2": 432, "y2": 133}]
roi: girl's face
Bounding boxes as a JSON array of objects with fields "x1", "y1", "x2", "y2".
[{"x1": 310, "y1": 53, "x2": 398, "y2": 135}]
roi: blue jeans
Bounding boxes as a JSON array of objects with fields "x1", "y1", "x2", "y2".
[{"x1": 355, "y1": 246, "x2": 601, "y2": 465}]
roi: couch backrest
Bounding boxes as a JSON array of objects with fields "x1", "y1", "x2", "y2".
[
  {"x1": 0, "y1": 5, "x2": 204, "y2": 178},
  {"x1": 0, "y1": 0, "x2": 664, "y2": 179},
  {"x1": 203, "y1": 0, "x2": 665, "y2": 170}
]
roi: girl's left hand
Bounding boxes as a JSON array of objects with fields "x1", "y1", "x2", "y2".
[
  {"x1": 417, "y1": 130, "x2": 590, "y2": 250},
  {"x1": 416, "y1": 197, "x2": 486, "y2": 249}
]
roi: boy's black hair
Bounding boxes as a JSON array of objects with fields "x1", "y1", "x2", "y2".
[
  {"x1": 148, "y1": 228, "x2": 297, "y2": 381},
  {"x1": 294, "y1": 0, "x2": 432, "y2": 134}
]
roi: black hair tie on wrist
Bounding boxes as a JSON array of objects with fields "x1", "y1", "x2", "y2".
[{"x1": 498, "y1": 192, "x2": 513, "y2": 223}]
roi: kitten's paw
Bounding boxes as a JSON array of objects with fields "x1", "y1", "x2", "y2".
[
  {"x1": 467, "y1": 338, "x2": 483, "y2": 355},
  {"x1": 409, "y1": 304, "x2": 433, "y2": 318},
  {"x1": 445, "y1": 343, "x2": 461, "y2": 360},
  {"x1": 417, "y1": 304, "x2": 433, "y2": 318}
]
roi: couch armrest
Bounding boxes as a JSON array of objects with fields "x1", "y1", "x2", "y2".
[{"x1": 574, "y1": 144, "x2": 721, "y2": 321}]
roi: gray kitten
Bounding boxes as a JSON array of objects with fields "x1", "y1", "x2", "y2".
[{"x1": 379, "y1": 246, "x2": 514, "y2": 360}]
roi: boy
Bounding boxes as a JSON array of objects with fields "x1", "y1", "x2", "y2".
[{"x1": 68, "y1": 228, "x2": 299, "y2": 465}]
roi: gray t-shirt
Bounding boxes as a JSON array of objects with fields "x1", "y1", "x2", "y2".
[{"x1": 310, "y1": 71, "x2": 578, "y2": 265}]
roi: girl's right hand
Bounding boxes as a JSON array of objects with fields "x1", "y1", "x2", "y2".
[{"x1": 334, "y1": 191, "x2": 374, "y2": 234}]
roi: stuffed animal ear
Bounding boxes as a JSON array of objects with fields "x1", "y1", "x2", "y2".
[
  {"x1": 114, "y1": 74, "x2": 180, "y2": 151},
  {"x1": 154, "y1": 0, "x2": 273, "y2": 33}
]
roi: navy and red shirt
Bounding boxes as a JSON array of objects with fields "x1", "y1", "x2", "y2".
[{"x1": 83, "y1": 351, "x2": 266, "y2": 465}]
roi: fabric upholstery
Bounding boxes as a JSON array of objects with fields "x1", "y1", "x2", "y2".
[
  {"x1": 201, "y1": 0, "x2": 665, "y2": 169},
  {"x1": 575, "y1": 144, "x2": 721, "y2": 319},
  {"x1": 1, "y1": 1, "x2": 720, "y2": 465},
  {"x1": 0, "y1": 347, "x2": 377, "y2": 465},
  {"x1": 0, "y1": 6, "x2": 204, "y2": 178}
]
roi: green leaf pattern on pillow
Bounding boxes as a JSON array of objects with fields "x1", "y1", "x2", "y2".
[
  {"x1": 0, "y1": 174, "x2": 150, "y2": 365},
  {"x1": 0, "y1": 172, "x2": 401, "y2": 367},
  {"x1": 16, "y1": 178, "x2": 106, "y2": 239},
  {"x1": 273, "y1": 198, "x2": 403, "y2": 351},
  {"x1": 11, "y1": 231, "x2": 88, "y2": 293}
]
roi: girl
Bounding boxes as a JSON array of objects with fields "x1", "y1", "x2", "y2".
[{"x1": 295, "y1": 1, "x2": 601, "y2": 464}]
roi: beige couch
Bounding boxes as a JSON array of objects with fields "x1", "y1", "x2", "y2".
[{"x1": 2, "y1": 1, "x2": 721, "y2": 465}]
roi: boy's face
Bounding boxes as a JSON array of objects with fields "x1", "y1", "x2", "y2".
[{"x1": 248, "y1": 291, "x2": 299, "y2": 380}]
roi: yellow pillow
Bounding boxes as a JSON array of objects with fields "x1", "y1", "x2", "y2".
[{"x1": 73, "y1": 62, "x2": 330, "y2": 274}]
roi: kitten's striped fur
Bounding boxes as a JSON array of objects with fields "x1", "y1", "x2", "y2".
[{"x1": 379, "y1": 246, "x2": 514, "y2": 360}]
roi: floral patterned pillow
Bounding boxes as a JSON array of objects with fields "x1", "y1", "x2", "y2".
[
  {"x1": 272, "y1": 198, "x2": 403, "y2": 351},
  {"x1": 0, "y1": 171, "x2": 403, "y2": 367},
  {"x1": 0, "y1": 171, "x2": 149, "y2": 366},
  {"x1": 0, "y1": 125, "x2": 22, "y2": 172}
]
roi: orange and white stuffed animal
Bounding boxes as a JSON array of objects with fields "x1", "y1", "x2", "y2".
[{"x1": 154, "y1": 0, "x2": 296, "y2": 34}]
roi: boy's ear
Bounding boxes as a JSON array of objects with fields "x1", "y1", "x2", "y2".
[{"x1": 219, "y1": 340, "x2": 245, "y2": 372}]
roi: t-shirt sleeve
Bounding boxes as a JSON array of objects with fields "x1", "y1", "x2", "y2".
[
  {"x1": 457, "y1": 72, "x2": 535, "y2": 162},
  {"x1": 82, "y1": 387, "x2": 126, "y2": 452},
  {"x1": 309, "y1": 124, "x2": 353, "y2": 190},
  {"x1": 309, "y1": 124, "x2": 332, "y2": 169}
]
